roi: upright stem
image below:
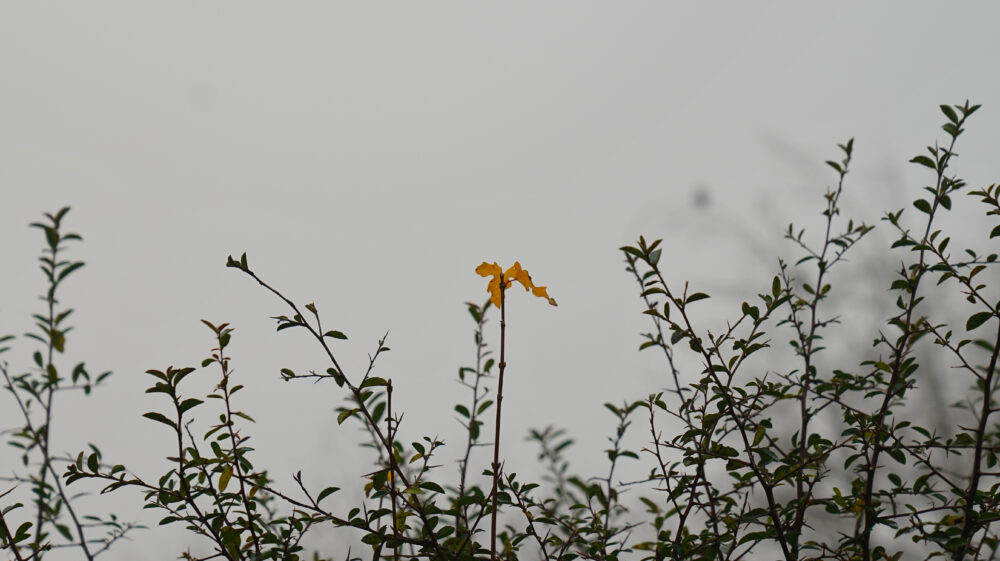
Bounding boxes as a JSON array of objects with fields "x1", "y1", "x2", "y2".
[
  {"x1": 388, "y1": 379, "x2": 400, "y2": 561},
  {"x1": 490, "y1": 288, "x2": 507, "y2": 561}
]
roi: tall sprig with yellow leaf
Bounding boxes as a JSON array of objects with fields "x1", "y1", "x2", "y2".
[{"x1": 476, "y1": 261, "x2": 557, "y2": 561}]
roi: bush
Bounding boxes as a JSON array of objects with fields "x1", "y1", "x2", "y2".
[{"x1": 3, "y1": 101, "x2": 999, "y2": 560}]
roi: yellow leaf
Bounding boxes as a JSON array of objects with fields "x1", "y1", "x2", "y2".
[
  {"x1": 476, "y1": 261, "x2": 505, "y2": 308},
  {"x1": 531, "y1": 284, "x2": 558, "y2": 307},
  {"x1": 475, "y1": 262, "x2": 502, "y2": 278},
  {"x1": 477, "y1": 260, "x2": 557, "y2": 308},
  {"x1": 219, "y1": 465, "x2": 233, "y2": 492}
]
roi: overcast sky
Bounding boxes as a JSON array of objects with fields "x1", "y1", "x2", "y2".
[{"x1": 2, "y1": 3, "x2": 999, "y2": 558}]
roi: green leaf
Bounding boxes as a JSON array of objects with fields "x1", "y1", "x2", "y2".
[
  {"x1": 990, "y1": 224, "x2": 1000, "y2": 239},
  {"x1": 232, "y1": 411, "x2": 256, "y2": 423},
  {"x1": 337, "y1": 408, "x2": 359, "y2": 425},
  {"x1": 360, "y1": 377, "x2": 388, "y2": 388},
  {"x1": 940, "y1": 104, "x2": 958, "y2": 123},
  {"x1": 45, "y1": 226, "x2": 59, "y2": 248},
  {"x1": 87, "y1": 452, "x2": 99, "y2": 472},
  {"x1": 178, "y1": 398, "x2": 203, "y2": 415},
  {"x1": 910, "y1": 155, "x2": 936, "y2": 169},
  {"x1": 477, "y1": 400, "x2": 493, "y2": 415},
  {"x1": 685, "y1": 292, "x2": 710, "y2": 304},
  {"x1": 324, "y1": 330, "x2": 348, "y2": 340},
  {"x1": 419, "y1": 481, "x2": 445, "y2": 494},
  {"x1": 967, "y1": 312, "x2": 993, "y2": 331},
  {"x1": 913, "y1": 199, "x2": 932, "y2": 214},
  {"x1": 620, "y1": 245, "x2": 642, "y2": 258},
  {"x1": 327, "y1": 368, "x2": 346, "y2": 387},
  {"x1": 14, "y1": 521, "x2": 32, "y2": 542},
  {"x1": 143, "y1": 412, "x2": 177, "y2": 430},
  {"x1": 317, "y1": 486, "x2": 340, "y2": 503},
  {"x1": 57, "y1": 262, "x2": 85, "y2": 282},
  {"x1": 648, "y1": 248, "x2": 662, "y2": 265}
]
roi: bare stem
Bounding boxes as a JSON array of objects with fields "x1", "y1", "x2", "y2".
[{"x1": 490, "y1": 288, "x2": 507, "y2": 561}]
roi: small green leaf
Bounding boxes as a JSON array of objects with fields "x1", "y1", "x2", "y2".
[
  {"x1": 178, "y1": 398, "x2": 203, "y2": 415},
  {"x1": 327, "y1": 368, "x2": 346, "y2": 387},
  {"x1": 990, "y1": 224, "x2": 1000, "y2": 239},
  {"x1": 57, "y1": 262, "x2": 85, "y2": 282},
  {"x1": 232, "y1": 411, "x2": 256, "y2": 423},
  {"x1": 913, "y1": 199, "x2": 932, "y2": 214},
  {"x1": 14, "y1": 521, "x2": 32, "y2": 542},
  {"x1": 337, "y1": 408, "x2": 359, "y2": 425},
  {"x1": 361, "y1": 377, "x2": 388, "y2": 388},
  {"x1": 940, "y1": 104, "x2": 958, "y2": 123},
  {"x1": 910, "y1": 155, "x2": 936, "y2": 169},
  {"x1": 419, "y1": 481, "x2": 445, "y2": 494},
  {"x1": 143, "y1": 412, "x2": 177, "y2": 430},
  {"x1": 317, "y1": 486, "x2": 340, "y2": 503},
  {"x1": 967, "y1": 312, "x2": 993, "y2": 331},
  {"x1": 324, "y1": 330, "x2": 348, "y2": 340},
  {"x1": 685, "y1": 292, "x2": 710, "y2": 304}
]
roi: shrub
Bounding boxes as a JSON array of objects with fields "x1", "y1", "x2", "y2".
[{"x1": 3, "y1": 101, "x2": 999, "y2": 560}]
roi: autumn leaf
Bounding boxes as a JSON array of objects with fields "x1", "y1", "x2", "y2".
[
  {"x1": 219, "y1": 464, "x2": 233, "y2": 492},
  {"x1": 476, "y1": 261, "x2": 557, "y2": 308}
]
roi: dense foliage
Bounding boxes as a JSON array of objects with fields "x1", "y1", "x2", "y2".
[{"x1": 3, "y1": 102, "x2": 999, "y2": 560}]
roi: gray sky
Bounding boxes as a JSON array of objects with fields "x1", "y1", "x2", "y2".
[{"x1": 2, "y1": 3, "x2": 999, "y2": 558}]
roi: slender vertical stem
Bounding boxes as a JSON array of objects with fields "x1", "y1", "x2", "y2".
[
  {"x1": 490, "y1": 287, "x2": 507, "y2": 561},
  {"x1": 388, "y1": 379, "x2": 400, "y2": 561}
]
